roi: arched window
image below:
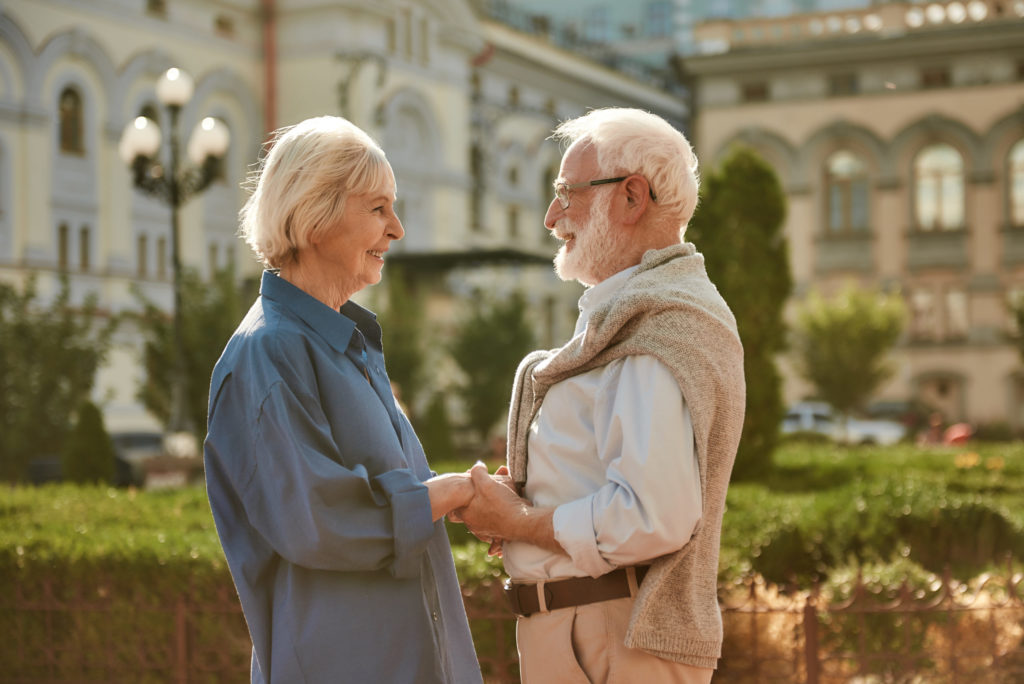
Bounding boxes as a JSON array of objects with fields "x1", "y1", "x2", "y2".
[
  {"x1": 57, "y1": 223, "x2": 69, "y2": 270},
  {"x1": 79, "y1": 226, "x2": 90, "y2": 271},
  {"x1": 825, "y1": 150, "x2": 869, "y2": 233},
  {"x1": 137, "y1": 234, "x2": 149, "y2": 277},
  {"x1": 542, "y1": 164, "x2": 558, "y2": 207},
  {"x1": 156, "y1": 236, "x2": 167, "y2": 280},
  {"x1": 910, "y1": 287, "x2": 938, "y2": 341},
  {"x1": 381, "y1": 94, "x2": 436, "y2": 248},
  {"x1": 469, "y1": 144, "x2": 484, "y2": 232},
  {"x1": 1011, "y1": 139, "x2": 1024, "y2": 227},
  {"x1": 914, "y1": 143, "x2": 964, "y2": 231},
  {"x1": 59, "y1": 87, "x2": 84, "y2": 155},
  {"x1": 507, "y1": 205, "x2": 519, "y2": 238}
]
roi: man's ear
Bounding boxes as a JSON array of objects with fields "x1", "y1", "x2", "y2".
[{"x1": 621, "y1": 176, "x2": 651, "y2": 225}]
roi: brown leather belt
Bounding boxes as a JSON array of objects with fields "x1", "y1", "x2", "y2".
[{"x1": 503, "y1": 565, "x2": 650, "y2": 618}]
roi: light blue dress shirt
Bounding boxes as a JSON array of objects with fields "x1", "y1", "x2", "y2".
[
  {"x1": 504, "y1": 266, "x2": 702, "y2": 581},
  {"x1": 204, "y1": 271, "x2": 481, "y2": 683}
]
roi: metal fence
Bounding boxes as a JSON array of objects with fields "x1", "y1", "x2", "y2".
[
  {"x1": 6, "y1": 575, "x2": 250, "y2": 683},
  {"x1": 717, "y1": 564, "x2": 1024, "y2": 683},
  {"x1": 6, "y1": 566, "x2": 1024, "y2": 683}
]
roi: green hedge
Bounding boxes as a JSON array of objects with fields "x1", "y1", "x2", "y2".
[
  {"x1": 0, "y1": 483, "x2": 503, "y2": 681},
  {"x1": 3, "y1": 442, "x2": 1022, "y2": 678},
  {"x1": 719, "y1": 442, "x2": 1024, "y2": 585}
]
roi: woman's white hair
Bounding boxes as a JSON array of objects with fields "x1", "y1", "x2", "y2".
[
  {"x1": 551, "y1": 108, "x2": 699, "y2": 229},
  {"x1": 239, "y1": 116, "x2": 392, "y2": 268}
]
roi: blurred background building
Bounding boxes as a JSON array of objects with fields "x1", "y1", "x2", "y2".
[
  {"x1": 2, "y1": 0, "x2": 1023, "y2": 438},
  {"x1": 0, "y1": 0, "x2": 683, "y2": 434},
  {"x1": 682, "y1": 0, "x2": 1024, "y2": 428}
]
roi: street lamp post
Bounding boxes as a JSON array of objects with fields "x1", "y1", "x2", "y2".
[{"x1": 119, "y1": 67, "x2": 230, "y2": 453}]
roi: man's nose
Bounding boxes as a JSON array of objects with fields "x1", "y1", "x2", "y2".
[{"x1": 543, "y1": 198, "x2": 562, "y2": 231}]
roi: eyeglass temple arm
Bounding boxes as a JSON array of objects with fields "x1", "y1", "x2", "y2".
[{"x1": 588, "y1": 176, "x2": 657, "y2": 201}]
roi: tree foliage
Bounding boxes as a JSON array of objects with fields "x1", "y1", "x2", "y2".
[
  {"x1": 449, "y1": 291, "x2": 535, "y2": 443},
  {"x1": 687, "y1": 146, "x2": 792, "y2": 480},
  {"x1": 792, "y1": 284, "x2": 905, "y2": 417},
  {"x1": 377, "y1": 264, "x2": 428, "y2": 420},
  {"x1": 0, "y1": 275, "x2": 115, "y2": 482},
  {"x1": 417, "y1": 392, "x2": 457, "y2": 462},
  {"x1": 1014, "y1": 295, "x2": 1024, "y2": 364},
  {"x1": 62, "y1": 400, "x2": 117, "y2": 484},
  {"x1": 134, "y1": 266, "x2": 258, "y2": 446}
]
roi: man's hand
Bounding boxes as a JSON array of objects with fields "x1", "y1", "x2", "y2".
[
  {"x1": 454, "y1": 463, "x2": 562, "y2": 554},
  {"x1": 447, "y1": 464, "x2": 515, "y2": 555},
  {"x1": 456, "y1": 463, "x2": 527, "y2": 540}
]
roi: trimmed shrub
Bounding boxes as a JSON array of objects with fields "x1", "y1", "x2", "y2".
[{"x1": 62, "y1": 401, "x2": 116, "y2": 485}]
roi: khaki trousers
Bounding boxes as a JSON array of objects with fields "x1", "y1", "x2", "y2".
[{"x1": 515, "y1": 596, "x2": 714, "y2": 684}]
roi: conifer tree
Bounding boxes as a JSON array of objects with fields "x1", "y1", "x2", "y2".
[
  {"x1": 687, "y1": 146, "x2": 792, "y2": 480},
  {"x1": 62, "y1": 401, "x2": 117, "y2": 484}
]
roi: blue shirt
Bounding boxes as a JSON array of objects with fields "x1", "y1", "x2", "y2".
[{"x1": 204, "y1": 271, "x2": 482, "y2": 684}]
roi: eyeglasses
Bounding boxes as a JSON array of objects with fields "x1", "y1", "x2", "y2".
[{"x1": 553, "y1": 176, "x2": 657, "y2": 210}]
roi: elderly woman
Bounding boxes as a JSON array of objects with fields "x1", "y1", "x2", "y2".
[{"x1": 204, "y1": 117, "x2": 482, "y2": 683}]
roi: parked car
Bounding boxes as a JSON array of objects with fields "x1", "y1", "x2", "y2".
[
  {"x1": 111, "y1": 431, "x2": 165, "y2": 487},
  {"x1": 110, "y1": 431, "x2": 164, "y2": 465},
  {"x1": 865, "y1": 399, "x2": 936, "y2": 435},
  {"x1": 27, "y1": 452, "x2": 141, "y2": 488},
  {"x1": 781, "y1": 401, "x2": 907, "y2": 445}
]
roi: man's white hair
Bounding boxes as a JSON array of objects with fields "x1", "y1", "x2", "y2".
[{"x1": 551, "y1": 108, "x2": 699, "y2": 229}]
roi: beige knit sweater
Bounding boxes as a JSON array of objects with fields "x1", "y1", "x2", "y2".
[{"x1": 506, "y1": 242, "x2": 746, "y2": 668}]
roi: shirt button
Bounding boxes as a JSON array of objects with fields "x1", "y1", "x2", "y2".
[{"x1": 432, "y1": 611, "x2": 439, "y2": 621}]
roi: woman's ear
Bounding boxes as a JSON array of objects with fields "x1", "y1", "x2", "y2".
[{"x1": 306, "y1": 225, "x2": 322, "y2": 248}]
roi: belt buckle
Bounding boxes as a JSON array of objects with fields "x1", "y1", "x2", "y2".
[{"x1": 503, "y1": 577, "x2": 525, "y2": 617}]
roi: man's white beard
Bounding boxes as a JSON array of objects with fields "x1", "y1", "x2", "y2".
[{"x1": 554, "y1": 193, "x2": 619, "y2": 286}]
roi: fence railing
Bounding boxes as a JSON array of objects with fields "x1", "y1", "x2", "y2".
[
  {"x1": 5, "y1": 565, "x2": 1023, "y2": 683},
  {"x1": 717, "y1": 563, "x2": 1024, "y2": 683}
]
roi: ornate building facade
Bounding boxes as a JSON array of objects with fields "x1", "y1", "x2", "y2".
[
  {"x1": 0, "y1": 0, "x2": 684, "y2": 432},
  {"x1": 683, "y1": 0, "x2": 1024, "y2": 428}
]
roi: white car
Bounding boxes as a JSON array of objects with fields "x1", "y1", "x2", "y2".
[{"x1": 781, "y1": 401, "x2": 907, "y2": 446}]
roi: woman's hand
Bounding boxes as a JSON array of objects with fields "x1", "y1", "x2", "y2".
[{"x1": 425, "y1": 472, "x2": 475, "y2": 522}]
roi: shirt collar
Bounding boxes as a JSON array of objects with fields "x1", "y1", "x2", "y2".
[
  {"x1": 574, "y1": 264, "x2": 640, "y2": 336},
  {"x1": 260, "y1": 270, "x2": 381, "y2": 355}
]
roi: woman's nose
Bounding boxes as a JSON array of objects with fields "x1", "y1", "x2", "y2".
[{"x1": 389, "y1": 213, "x2": 405, "y2": 240}]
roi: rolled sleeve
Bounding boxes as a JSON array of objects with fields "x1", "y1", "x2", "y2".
[
  {"x1": 588, "y1": 356, "x2": 702, "y2": 568},
  {"x1": 552, "y1": 496, "x2": 616, "y2": 577},
  {"x1": 373, "y1": 469, "x2": 435, "y2": 577}
]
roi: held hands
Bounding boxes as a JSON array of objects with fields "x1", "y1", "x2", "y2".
[
  {"x1": 449, "y1": 463, "x2": 523, "y2": 556},
  {"x1": 445, "y1": 463, "x2": 559, "y2": 555}
]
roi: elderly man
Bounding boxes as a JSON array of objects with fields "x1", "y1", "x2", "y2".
[{"x1": 456, "y1": 108, "x2": 746, "y2": 683}]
